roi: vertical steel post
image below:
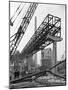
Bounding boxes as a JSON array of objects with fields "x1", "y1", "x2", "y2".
[{"x1": 53, "y1": 41, "x2": 57, "y2": 73}]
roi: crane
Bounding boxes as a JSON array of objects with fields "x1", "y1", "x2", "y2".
[{"x1": 10, "y1": 3, "x2": 38, "y2": 55}]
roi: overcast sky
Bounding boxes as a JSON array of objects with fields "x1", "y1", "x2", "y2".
[{"x1": 10, "y1": 2, "x2": 66, "y2": 65}]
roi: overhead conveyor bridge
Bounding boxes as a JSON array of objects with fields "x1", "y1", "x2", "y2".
[{"x1": 21, "y1": 14, "x2": 62, "y2": 59}]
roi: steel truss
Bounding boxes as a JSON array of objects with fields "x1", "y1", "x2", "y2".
[{"x1": 21, "y1": 14, "x2": 61, "y2": 58}]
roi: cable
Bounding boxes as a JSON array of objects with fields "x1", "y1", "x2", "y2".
[
  {"x1": 10, "y1": 3, "x2": 27, "y2": 41},
  {"x1": 10, "y1": 3, "x2": 22, "y2": 21},
  {"x1": 10, "y1": 3, "x2": 26, "y2": 26},
  {"x1": 10, "y1": 3, "x2": 26, "y2": 39}
]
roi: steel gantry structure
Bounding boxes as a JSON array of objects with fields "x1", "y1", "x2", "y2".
[
  {"x1": 10, "y1": 3, "x2": 38, "y2": 55},
  {"x1": 21, "y1": 14, "x2": 62, "y2": 59}
]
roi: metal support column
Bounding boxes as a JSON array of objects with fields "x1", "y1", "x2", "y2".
[{"x1": 53, "y1": 41, "x2": 57, "y2": 73}]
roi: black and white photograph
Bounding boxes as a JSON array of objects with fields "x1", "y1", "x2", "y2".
[{"x1": 9, "y1": 1, "x2": 66, "y2": 89}]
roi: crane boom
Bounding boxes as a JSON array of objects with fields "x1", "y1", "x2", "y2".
[{"x1": 10, "y1": 3, "x2": 38, "y2": 55}]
